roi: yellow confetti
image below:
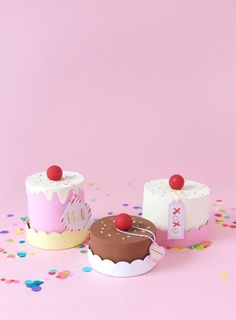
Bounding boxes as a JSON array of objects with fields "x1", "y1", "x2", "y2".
[
  {"x1": 15, "y1": 229, "x2": 24, "y2": 235},
  {"x1": 221, "y1": 272, "x2": 229, "y2": 279},
  {"x1": 171, "y1": 247, "x2": 188, "y2": 252}
]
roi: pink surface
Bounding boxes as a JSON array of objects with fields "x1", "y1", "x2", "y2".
[
  {"x1": 156, "y1": 223, "x2": 210, "y2": 248},
  {"x1": 27, "y1": 190, "x2": 84, "y2": 233},
  {"x1": 0, "y1": 0, "x2": 236, "y2": 319}
]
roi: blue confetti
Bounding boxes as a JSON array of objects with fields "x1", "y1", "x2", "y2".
[
  {"x1": 17, "y1": 251, "x2": 27, "y2": 258},
  {"x1": 82, "y1": 266, "x2": 92, "y2": 273},
  {"x1": 24, "y1": 280, "x2": 44, "y2": 288}
]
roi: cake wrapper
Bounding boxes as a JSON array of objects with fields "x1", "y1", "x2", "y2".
[
  {"x1": 25, "y1": 223, "x2": 88, "y2": 250},
  {"x1": 88, "y1": 249, "x2": 158, "y2": 277}
]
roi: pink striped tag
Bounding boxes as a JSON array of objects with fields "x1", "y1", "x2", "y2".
[
  {"x1": 168, "y1": 200, "x2": 185, "y2": 239},
  {"x1": 61, "y1": 195, "x2": 92, "y2": 231}
]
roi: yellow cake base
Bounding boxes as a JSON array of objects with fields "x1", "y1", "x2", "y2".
[{"x1": 25, "y1": 224, "x2": 88, "y2": 250}]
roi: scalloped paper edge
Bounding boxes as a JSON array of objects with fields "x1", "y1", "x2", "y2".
[
  {"x1": 25, "y1": 224, "x2": 88, "y2": 250},
  {"x1": 88, "y1": 249, "x2": 158, "y2": 277}
]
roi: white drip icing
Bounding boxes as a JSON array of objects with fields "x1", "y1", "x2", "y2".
[{"x1": 25, "y1": 171, "x2": 84, "y2": 204}]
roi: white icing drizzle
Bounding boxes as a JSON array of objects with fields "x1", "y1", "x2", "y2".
[
  {"x1": 25, "y1": 171, "x2": 84, "y2": 203},
  {"x1": 145, "y1": 179, "x2": 210, "y2": 200}
]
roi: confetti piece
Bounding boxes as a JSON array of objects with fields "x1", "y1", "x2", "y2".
[
  {"x1": 214, "y1": 213, "x2": 222, "y2": 217},
  {"x1": 133, "y1": 206, "x2": 142, "y2": 210},
  {"x1": 15, "y1": 229, "x2": 24, "y2": 235},
  {"x1": 0, "y1": 230, "x2": 9, "y2": 234},
  {"x1": 6, "y1": 253, "x2": 15, "y2": 260},
  {"x1": 80, "y1": 250, "x2": 87, "y2": 254},
  {"x1": 25, "y1": 280, "x2": 44, "y2": 288},
  {"x1": 122, "y1": 204, "x2": 129, "y2": 207},
  {"x1": 20, "y1": 217, "x2": 28, "y2": 222},
  {"x1": 25, "y1": 280, "x2": 44, "y2": 292},
  {"x1": 82, "y1": 266, "x2": 92, "y2": 272},
  {"x1": 216, "y1": 200, "x2": 223, "y2": 202},
  {"x1": 17, "y1": 251, "x2": 27, "y2": 258},
  {"x1": 6, "y1": 214, "x2": 14, "y2": 218},
  {"x1": 48, "y1": 268, "x2": 57, "y2": 275},
  {"x1": 171, "y1": 247, "x2": 188, "y2": 252},
  {"x1": 107, "y1": 212, "x2": 113, "y2": 215},
  {"x1": 56, "y1": 270, "x2": 71, "y2": 279},
  {"x1": 6, "y1": 239, "x2": 14, "y2": 243},
  {"x1": 201, "y1": 241, "x2": 212, "y2": 248},
  {"x1": 221, "y1": 272, "x2": 229, "y2": 279},
  {"x1": 19, "y1": 240, "x2": 25, "y2": 244},
  {"x1": 1, "y1": 279, "x2": 19, "y2": 284},
  {"x1": 32, "y1": 285, "x2": 42, "y2": 292},
  {"x1": 224, "y1": 216, "x2": 230, "y2": 219}
]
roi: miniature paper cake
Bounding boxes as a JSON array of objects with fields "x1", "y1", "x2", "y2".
[
  {"x1": 142, "y1": 174, "x2": 210, "y2": 248},
  {"x1": 25, "y1": 165, "x2": 91, "y2": 249},
  {"x1": 88, "y1": 213, "x2": 165, "y2": 277}
]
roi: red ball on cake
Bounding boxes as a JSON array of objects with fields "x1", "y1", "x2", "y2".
[
  {"x1": 169, "y1": 174, "x2": 185, "y2": 190},
  {"x1": 115, "y1": 213, "x2": 132, "y2": 231},
  {"x1": 47, "y1": 165, "x2": 63, "y2": 181}
]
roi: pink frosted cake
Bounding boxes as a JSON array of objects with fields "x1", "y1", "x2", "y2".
[
  {"x1": 25, "y1": 165, "x2": 91, "y2": 249},
  {"x1": 142, "y1": 174, "x2": 210, "y2": 248}
]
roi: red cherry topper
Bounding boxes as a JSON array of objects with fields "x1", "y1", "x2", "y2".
[
  {"x1": 47, "y1": 165, "x2": 63, "y2": 181},
  {"x1": 169, "y1": 174, "x2": 185, "y2": 190},
  {"x1": 115, "y1": 213, "x2": 132, "y2": 231},
  {"x1": 115, "y1": 213, "x2": 156, "y2": 241}
]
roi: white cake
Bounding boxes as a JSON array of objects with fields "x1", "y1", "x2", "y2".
[{"x1": 142, "y1": 179, "x2": 210, "y2": 231}]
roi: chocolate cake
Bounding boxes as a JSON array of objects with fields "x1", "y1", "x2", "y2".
[{"x1": 89, "y1": 215, "x2": 156, "y2": 263}]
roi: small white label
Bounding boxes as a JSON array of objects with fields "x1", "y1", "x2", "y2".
[
  {"x1": 61, "y1": 196, "x2": 91, "y2": 231},
  {"x1": 149, "y1": 242, "x2": 166, "y2": 261},
  {"x1": 168, "y1": 200, "x2": 185, "y2": 239}
]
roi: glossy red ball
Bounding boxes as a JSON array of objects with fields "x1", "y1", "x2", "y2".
[
  {"x1": 47, "y1": 165, "x2": 63, "y2": 181},
  {"x1": 115, "y1": 213, "x2": 132, "y2": 231},
  {"x1": 169, "y1": 174, "x2": 185, "y2": 190}
]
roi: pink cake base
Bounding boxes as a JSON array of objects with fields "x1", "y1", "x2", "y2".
[
  {"x1": 156, "y1": 223, "x2": 209, "y2": 248},
  {"x1": 27, "y1": 190, "x2": 84, "y2": 233}
]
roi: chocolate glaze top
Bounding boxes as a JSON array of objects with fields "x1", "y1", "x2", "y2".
[{"x1": 90, "y1": 215, "x2": 156, "y2": 243}]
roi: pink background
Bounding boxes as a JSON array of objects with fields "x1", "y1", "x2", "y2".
[{"x1": 0, "y1": 1, "x2": 236, "y2": 319}]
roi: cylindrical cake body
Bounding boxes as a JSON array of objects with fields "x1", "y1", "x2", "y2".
[
  {"x1": 90, "y1": 216, "x2": 156, "y2": 263},
  {"x1": 142, "y1": 179, "x2": 210, "y2": 231},
  {"x1": 25, "y1": 171, "x2": 84, "y2": 233}
]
